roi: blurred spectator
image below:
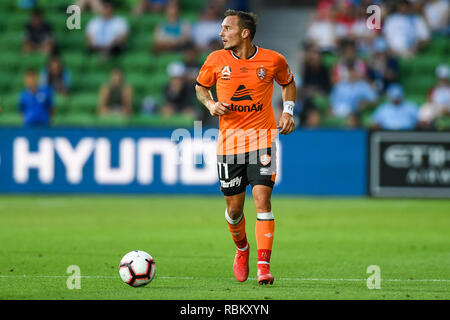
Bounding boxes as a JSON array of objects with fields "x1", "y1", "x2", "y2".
[
  {"x1": 162, "y1": 62, "x2": 196, "y2": 118},
  {"x1": 350, "y1": 3, "x2": 378, "y2": 54},
  {"x1": 423, "y1": 0, "x2": 449, "y2": 35},
  {"x1": 18, "y1": 0, "x2": 37, "y2": 9},
  {"x1": 133, "y1": 0, "x2": 168, "y2": 15},
  {"x1": 295, "y1": 95, "x2": 321, "y2": 129},
  {"x1": 19, "y1": 69, "x2": 54, "y2": 126},
  {"x1": 332, "y1": 39, "x2": 368, "y2": 84},
  {"x1": 98, "y1": 68, "x2": 133, "y2": 116},
  {"x1": 183, "y1": 44, "x2": 202, "y2": 85},
  {"x1": 419, "y1": 64, "x2": 450, "y2": 129},
  {"x1": 383, "y1": 0, "x2": 430, "y2": 58},
  {"x1": 306, "y1": 7, "x2": 338, "y2": 53},
  {"x1": 23, "y1": 8, "x2": 54, "y2": 55},
  {"x1": 367, "y1": 37, "x2": 399, "y2": 93},
  {"x1": 333, "y1": 0, "x2": 356, "y2": 39},
  {"x1": 191, "y1": 5, "x2": 222, "y2": 52},
  {"x1": 39, "y1": 55, "x2": 72, "y2": 95},
  {"x1": 76, "y1": 0, "x2": 104, "y2": 13},
  {"x1": 211, "y1": 0, "x2": 251, "y2": 13},
  {"x1": 153, "y1": 1, "x2": 192, "y2": 53},
  {"x1": 86, "y1": 1, "x2": 129, "y2": 59},
  {"x1": 301, "y1": 44, "x2": 331, "y2": 98},
  {"x1": 371, "y1": 83, "x2": 419, "y2": 130},
  {"x1": 330, "y1": 62, "x2": 378, "y2": 127}
]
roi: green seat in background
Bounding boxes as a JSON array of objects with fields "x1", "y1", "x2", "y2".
[
  {"x1": 2, "y1": 32, "x2": 24, "y2": 51},
  {"x1": 129, "y1": 33, "x2": 154, "y2": 51},
  {"x1": 1, "y1": 92, "x2": 21, "y2": 114},
  {"x1": 57, "y1": 31, "x2": 86, "y2": 50},
  {"x1": 320, "y1": 115, "x2": 348, "y2": 128},
  {"x1": 435, "y1": 116, "x2": 450, "y2": 131},
  {"x1": 68, "y1": 93, "x2": 99, "y2": 114},
  {"x1": 155, "y1": 53, "x2": 185, "y2": 72},
  {"x1": 132, "y1": 114, "x2": 194, "y2": 128},
  {"x1": 71, "y1": 72, "x2": 108, "y2": 92},
  {"x1": 0, "y1": 73, "x2": 16, "y2": 91},
  {"x1": 121, "y1": 52, "x2": 156, "y2": 72},
  {"x1": 180, "y1": 0, "x2": 206, "y2": 12},
  {"x1": 21, "y1": 53, "x2": 47, "y2": 70},
  {"x1": 96, "y1": 114, "x2": 131, "y2": 127},
  {"x1": 4, "y1": 12, "x2": 29, "y2": 31},
  {"x1": 133, "y1": 13, "x2": 165, "y2": 32},
  {"x1": 0, "y1": 113, "x2": 22, "y2": 126},
  {"x1": 311, "y1": 94, "x2": 329, "y2": 113},
  {"x1": 52, "y1": 113, "x2": 97, "y2": 127},
  {"x1": 62, "y1": 51, "x2": 87, "y2": 72}
]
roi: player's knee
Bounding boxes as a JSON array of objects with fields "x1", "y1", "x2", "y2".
[
  {"x1": 253, "y1": 195, "x2": 271, "y2": 213},
  {"x1": 227, "y1": 206, "x2": 244, "y2": 220}
]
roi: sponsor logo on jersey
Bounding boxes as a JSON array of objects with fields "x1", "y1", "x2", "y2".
[
  {"x1": 220, "y1": 176, "x2": 242, "y2": 188},
  {"x1": 231, "y1": 84, "x2": 253, "y2": 101},
  {"x1": 221, "y1": 66, "x2": 232, "y2": 79},
  {"x1": 256, "y1": 66, "x2": 267, "y2": 80},
  {"x1": 264, "y1": 233, "x2": 273, "y2": 238},
  {"x1": 260, "y1": 154, "x2": 271, "y2": 166},
  {"x1": 226, "y1": 102, "x2": 263, "y2": 112}
]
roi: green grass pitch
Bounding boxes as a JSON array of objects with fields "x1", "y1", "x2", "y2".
[{"x1": 0, "y1": 196, "x2": 449, "y2": 300}]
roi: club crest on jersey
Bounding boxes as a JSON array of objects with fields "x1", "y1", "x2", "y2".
[
  {"x1": 221, "y1": 66, "x2": 232, "y2": 79},
  {"x1": 260, "y1": 154, "x2": 271, "y2": 166},
  {"x1": 256, "y1": 66, "x2": 266, "y2": 81}
]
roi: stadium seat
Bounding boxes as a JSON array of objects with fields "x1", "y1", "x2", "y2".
[
  {"x1": 320, "y1": 116, "x2": 347, "y2": 128},
  {"x1": 180, "y1": 0, "x2": 207, "y2": 11},
  {"x1": 62, "y1": 52, "x2": 86, "y2": 72},
  {"x1": 96, "y1": 115, "x2": 131, "y2": 127},
  {"x1": 435, "y1": 116, "x2": 450, "y2": 131},
  {"x1": 1, "y1": 93, "x2": 20, "y2": 114},
  {"x1": 155, "y1": 53, "x2": 185, "y2": 72},
  {"x1": 2, "y1": 32, "x2": 23, "y2": 52},
  {"x1": 21, "y1": 53, "x2": 47, "y2": 70},
  {"x1": 52, "y1": 113, "x2": 97, "y2": 127},
  {"x1": 121, "y1": 52, "x2": 156, "y2": 72},
  {"x1": 68, "y1": 93, "x2": 99, "y2": 114},
  {"x1": 0, "y1": 113, "x2": 22, "y2": 126},
  {"x1": 71, "y1": 72, "x2": 108, "y2": 92},
  {"x1": 129, "y1": 33, "x2": 154, "y2": 51}
]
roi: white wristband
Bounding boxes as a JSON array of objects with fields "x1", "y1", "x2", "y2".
[{"x1": 283, "y1": 101, "x2": 295, "y2": 116}]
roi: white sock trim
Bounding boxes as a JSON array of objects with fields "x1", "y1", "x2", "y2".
[
  {"x1": 257, "y1": 261, "x2": 270, "y2": 265},
  {"x1": 225, "y1": 209, "x2": 243, "y2": 225},
  {"x1": 237, "y1": 243, "x2": 248, "y2": 251},
  {"x1": 257, "y1": 211, "x2": 274, "y2": 220}
]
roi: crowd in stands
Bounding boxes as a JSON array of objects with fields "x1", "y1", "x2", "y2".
[
  {"x1": 299, "y1": 0, "x2": 449, "y2": 130},
  {"x1": 2, "y1": 0, "x2": 249, "y2": 127},
  {"x1": 1, "y1": 0, "x2": 448, "y2": 131}
]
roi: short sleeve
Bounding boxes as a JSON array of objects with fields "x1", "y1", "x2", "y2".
[
  {"x1": 196, "y1": 53, "x2": 217, "y2": 88},
  {"x1": 274, "y1": 53, "x2": 294, "y2": 86}
]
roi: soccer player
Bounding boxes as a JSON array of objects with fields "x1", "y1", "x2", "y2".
[{"x1": 195, "y1": 9, "x2": 296, "y2": 285}]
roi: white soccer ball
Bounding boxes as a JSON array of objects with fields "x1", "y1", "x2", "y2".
[{"x1": 119, "y1": 250, "x2": 156, "y2": 287}]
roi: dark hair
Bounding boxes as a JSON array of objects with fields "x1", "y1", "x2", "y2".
[
  {"x1": 25, "y1": 68, "x2": 38, "y2": 75},
  {"x1": 224, "y1": 9, "x2": 257, "y2": 40}
]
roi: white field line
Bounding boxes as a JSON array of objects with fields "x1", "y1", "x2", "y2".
[{"x1": 0, "y1": 275, "x2": 449, "y2": 283}]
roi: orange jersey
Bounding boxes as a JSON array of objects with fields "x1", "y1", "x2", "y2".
[{"x1": 196, "y1": 46, "x2": 294, "y2": 155}]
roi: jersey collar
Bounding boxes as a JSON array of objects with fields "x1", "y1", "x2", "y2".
[{"x1": 231, "y1": 46, "x2": 259, "y2": 60}]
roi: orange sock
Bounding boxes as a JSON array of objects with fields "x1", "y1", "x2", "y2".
[
  {"x1": 225, "y1": 210, "x2": 248, "y2": 250},
  {"x1": 255, "y1": 212, "x2": 275, "y2": 264}
]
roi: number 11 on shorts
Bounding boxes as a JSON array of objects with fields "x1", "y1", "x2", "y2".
[{"x1": 218, "y1": 163, "x2": 229, "y2": 179}]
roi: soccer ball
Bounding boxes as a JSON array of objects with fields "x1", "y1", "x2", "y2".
[{"x1": 119, "y1": 250, "x2": 156, "y2": 287}]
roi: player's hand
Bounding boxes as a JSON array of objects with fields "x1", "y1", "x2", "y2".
[
  {"x1": 277, "y1": 113, "x2": 295, "y2": 135},
  {"x1": 208, "y1": 101, "x2": 229, "y2": 116}
]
